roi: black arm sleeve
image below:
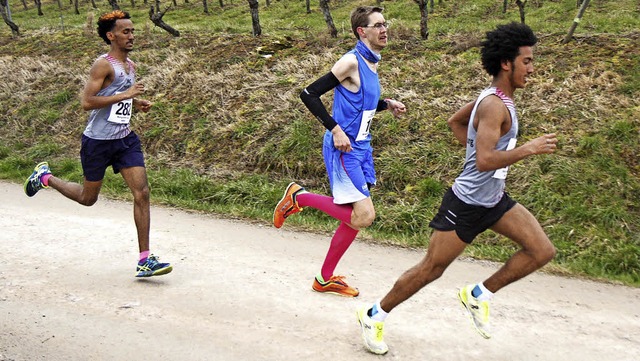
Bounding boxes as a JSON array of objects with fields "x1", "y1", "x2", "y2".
[
  {"x1": 376, "y1": 99, "x2": 388, "y2": 112},
  {"x1": 300, "y1": 72, "x2": 341, "y2": 131}
]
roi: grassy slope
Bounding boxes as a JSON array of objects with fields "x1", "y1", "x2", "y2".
[{"x1": 1, "y1": 0, "x2": 639, "y2": 285}]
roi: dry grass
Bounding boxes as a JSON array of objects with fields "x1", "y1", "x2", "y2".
[{"x1": 0, "y1": 5, "x2": 638, "y2": 284}]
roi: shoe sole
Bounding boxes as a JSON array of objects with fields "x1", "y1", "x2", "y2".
[
  {"x1": 457, "y1": 289, "x2": 491, "y2": 339},
  {"x1": 272, "y1": 182, "x2": 298, "y2": 228},
  {"x1": 136, "y1": 265, "x2": 173, "y2": 278},
  {"x1": 356, "y1": 309, "x2": 388, "y2": 355},
  {"x1": 311, "y1": 287, "x2": 359, "y2": 298}
]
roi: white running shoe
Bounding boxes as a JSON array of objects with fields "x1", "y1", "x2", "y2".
[
  {"x1": 356, "y1": 305, "x2": 389, "y2": 355},
  {"x1": 457, "y1": 284, "x2": 491, "y2": 339}
]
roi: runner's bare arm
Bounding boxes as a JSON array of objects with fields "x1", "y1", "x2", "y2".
[
  {"x1": 81, "y1": 59, "x2": 144, "y2": 111},
  {"x1": 475, "y1": 97, "x2": 557, "y2": 171},
  {"x1": 447, "y1": 101, "x2": 474, "y2": 145},
  {"x1": 326, "y1": 54, "x2": 360, "y2": 153},
  {"x1": 330, "y1": 54, "x2": 359, "y2": 90}
]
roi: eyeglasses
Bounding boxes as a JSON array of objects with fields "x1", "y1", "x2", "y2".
[{"x1": 362, "y1": 22, "x2": 389, "y2": 30}]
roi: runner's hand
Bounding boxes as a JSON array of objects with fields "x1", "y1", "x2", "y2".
[
  {"x1": 134, "y1": 99, "x2": 152, "y2": 112},
  {"x1": 527, "y1": 133, "x2": 557, "y2": 155},
  {"x1": 387, "y1": 99, "x2": 406, "y2": 118},
  {"x1": 331, "y1": 126, "x2": 352, "y2": 153},
  {"x1": 125, "y1": 83, "x2": 145, "y2": 99}
]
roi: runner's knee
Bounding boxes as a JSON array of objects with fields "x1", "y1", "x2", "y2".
[
  {"x1": 538, "y1": 243, "x2": 556, "y2": 265},
  {"x1": 351, "y1": 208, "x2": 375, "y2": 228},
  {"x1": 132, "y1": 186, "x2": 150, "y2": 203},
  {"x1": 530, "y1": 239, "x2": 556, "y2": 266},
  {"x1": 78, "y1": 196, "x2": 98, "y2": 207}
]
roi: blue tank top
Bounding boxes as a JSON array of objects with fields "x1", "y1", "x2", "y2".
[
  {"x1": 83, "y1": 54, "x2": 135, "y2": 140},
  {"x1": 327, "y1": 49, "x2": 381, "y2": 151},
  {"x1": 452, "y1": 87, "x2": 519, "y2": 207}
]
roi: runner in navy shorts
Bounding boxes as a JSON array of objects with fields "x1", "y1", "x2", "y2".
[
  {"x1": 80, "y1": 132, "x2": 145, "y2": 182},
  {"x1": 23, "y1": 10, "x2": 172, "y2": 278}
]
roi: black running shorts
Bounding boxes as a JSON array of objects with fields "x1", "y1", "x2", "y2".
[{"x1": 428, "y1": 188, "x2": 517, "y2": 244}]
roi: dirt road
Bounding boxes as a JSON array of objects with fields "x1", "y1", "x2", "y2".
[{"x1": 0, "y1": 181, "x2": 638, "y2": 361}]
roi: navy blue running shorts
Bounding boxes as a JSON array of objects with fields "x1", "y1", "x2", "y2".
[
  {"x1": 80, "y1": 132, "x2": 145, "y2": 182},
  {"x1": 428, "y1": 187, "x2": 517, "y2": 244}
]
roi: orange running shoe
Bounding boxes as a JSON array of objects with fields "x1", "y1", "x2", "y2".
[
  {"x1": 312, "y1": 275, "x2": 360, "y2": 297},
  {"x1": 273, "y1": 182, "x2": 306, "y2": 228}
]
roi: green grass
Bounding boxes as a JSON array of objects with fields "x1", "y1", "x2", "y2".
[
  {"x1": 1, "y1": 0, "x2": 639, "y2": 286},
  {"x1": 4, "y1": 0, "x2": 639, "y2": 38}
]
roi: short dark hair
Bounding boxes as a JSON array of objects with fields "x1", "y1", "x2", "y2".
[
  {"x1": 480, "y1": 22, "x2": 538, "y2": 77},
  {"x1": 97, "y1": 10, "x2": 131, "y2": 45},
  {"x1": 350, "y1": 6, "x2": 384, "y2": 40}
]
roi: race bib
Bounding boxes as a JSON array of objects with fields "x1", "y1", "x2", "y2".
[
  {"x1": 492, "y1": 138, "x2": 517, "y2": 179},
  {"x1": 356, "y1": 109, "x2": 375, "y2": 141},
  {"x1": 107, "y1": 92, "x2": 133, "y2": 124}
]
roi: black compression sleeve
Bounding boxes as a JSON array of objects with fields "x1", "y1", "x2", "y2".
[
  {"x1": 376, "y1": 99, "x2": 388, "y2": 112},
  {"x1": 300, "y1": 72, "x2": 341, "y2": 131}
]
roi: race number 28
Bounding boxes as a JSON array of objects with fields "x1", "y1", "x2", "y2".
[
  {"x1": 115, "y1": 101, "x2": 131, "y2": 117},
  {"x1": 107, "y1": 92, "x2": 133, "y2": 124}
]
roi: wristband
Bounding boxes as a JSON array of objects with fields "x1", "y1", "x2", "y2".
[{"x1": 377, "y1": 98, "x2": 389, "y2": 112}]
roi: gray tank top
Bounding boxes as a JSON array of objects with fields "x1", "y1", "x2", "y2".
[
  {"x1": 83, "y1": 54, "x2": 135, "y2": 140},
  {"x1": 452, "y1": 87, "x2": 519, "y2": 207}
]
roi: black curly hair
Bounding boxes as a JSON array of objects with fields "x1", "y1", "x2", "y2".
[
  {"x1": 481, "y1": 22, "x2": 537, "y2": 77},
  {"x1": 97, "y1": 10, "x2": 131, "y2": 45}
]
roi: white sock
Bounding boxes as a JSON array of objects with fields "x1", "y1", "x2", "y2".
[
  {"x1": 370, "y1": 300, "x2": 388, "y2": 322},
  {"x1": 476, "y1": 282, "x2": 494, "y2": 301}
]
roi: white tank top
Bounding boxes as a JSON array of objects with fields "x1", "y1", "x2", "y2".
[
  {"x1": 452, "y1": 87, "x2": 519, "y2": 207},
  {"x1": 83, "y1": 54, "x2": 135, "y2": 140}
]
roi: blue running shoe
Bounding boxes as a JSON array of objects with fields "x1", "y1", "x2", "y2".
[
  {"x1": 135, "y1": 254, "x2": 173, "y2": 277},
  {"x1": 24, "y1": 162, "x2": 51, "y2": 197}
]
